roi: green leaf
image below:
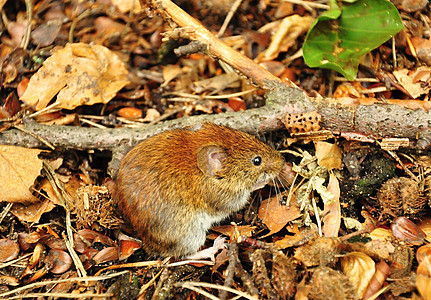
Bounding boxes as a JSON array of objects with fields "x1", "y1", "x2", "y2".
[{"x1": 303, "y1": 0, "x2": 404, "y2": 80}]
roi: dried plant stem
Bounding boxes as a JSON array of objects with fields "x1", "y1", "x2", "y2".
[{"x1": 0, "y1": 271, "x2": 129, "y2": 298}]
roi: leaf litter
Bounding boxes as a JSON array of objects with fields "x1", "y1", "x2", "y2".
[{"x1": 0, "y1": 0, "x2": 430, "y2": 299}]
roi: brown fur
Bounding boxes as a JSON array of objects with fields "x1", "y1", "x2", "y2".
[{"x1": 113, "y1": 123, "x2": 284, "y2": 257}]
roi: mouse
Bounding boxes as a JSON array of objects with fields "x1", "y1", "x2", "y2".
[{"x1": 113, "y1": 122, "x2": 285, "y2": 257}]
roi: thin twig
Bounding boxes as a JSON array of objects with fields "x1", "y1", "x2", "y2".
[
  {"x1": 0, "y1": 271, "x2": 129, "y2": 298},
  {"x1": 177, "y1": 282, "x2": 257, "y2": 300},
  {"x1": 0, "y1": 202, "x2": 13, "y2": 225},
  {"x1": 139, "y1": 269, "x2": 163, "y2": 295},
  {"x1": 217, "y1": 0, "x2": 243, "y2": 37},
  {"x1": 283, "y1": 0, "x2": 329, "y2": 10},
  {"x1": 219, "y1": 242, "x2": 238, "y2": 300},
  {"x1": 385, "y1": 150, "x2": 419, "y2": 182},
  {"x1": 0, "y1": 253, "x2": 32, "y2": 270},
  {"x1": 94, "y1": 260, "x2": 163, "y2": 276},
  {"x1": 21, "y1": 0, "x2": 33, "y2": 49},
  {"x1": 166, "y1": 89, "x2": 256, "y2": 100},
  {"x1": 179, "y1": 285, "x2": 221, "y2": 300},
  {"x1": 9, "y1": 292, "x2": 114, "y2": 299}
]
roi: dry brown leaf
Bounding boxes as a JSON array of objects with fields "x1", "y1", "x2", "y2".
[
  {"x1": 362, "y1": 260, "x2": 390, "y2": 299},
  {"x1": 274, "y1": 225, "x2": 319, "y2": 250},
  {"x1": 258, "y1": 193, "x2": 301, "y2": 237},
  {"x1": 192, "y1": 73, "x2": 241, "y2": 93},
  {"x1": 142, "y1": 108, "x2": 161, "y2": 122},
  {"x1": 0, "y1": 239, "x2": 20, "y2": 263},
  {"x1": 341, "y1": 252, "x2": 375, "y2": 299},
  {"x1": 111, "y1": 0, "x2": 141, "y2": 13},
  {"x1": 256, "y1": 15, "x2": 313, "y2": 62},
  {"x1": 161, "y1": 64, "x2": 183, "y2": 87},
  {"x1": 322, "y1": 174, "x2": 341, "y2": 237},
  {"x1": 211, "y1": 225, "x2": 256, "y2": 239},
  {"x1": 10, "y1": 200, "x2": 56, "y2": 223},
  {"x1": 20, "y1": 43, "x2": 130, "y2": 111},
  {"x1": 315, "y1": 141, "x2": 342, "y2": 170},
  {"x1": 393, "y1": 67, "x2": 431, "y2": 98},
  {"x1": 0, "y1": 146, "x2": 44, "y2": 203}
]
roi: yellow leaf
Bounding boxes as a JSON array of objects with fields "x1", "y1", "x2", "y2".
[
  {"x1": 341, "y1": 252, "x2": 375, "y2": 298},
  {"x1": 0, "y1": 146, "x2": 43, "y2": 202},
  {"x1": 21, "y1": 43, "x2": 129, "y2": 111},
  {"x1": 315, "y1": 141, "x2": 342, "y2": 170}
]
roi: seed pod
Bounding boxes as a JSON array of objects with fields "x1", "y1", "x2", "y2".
[{"x1": 377, "y1": 177, "x2": 426, "y2": 218}]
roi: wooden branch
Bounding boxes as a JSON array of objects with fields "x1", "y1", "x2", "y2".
[
  {"x1": 146, "y1": 0, "x2": 288, "y2": 90},
  {"x1": 1, "y1": 91, "x2": 429, "y2": 152}
]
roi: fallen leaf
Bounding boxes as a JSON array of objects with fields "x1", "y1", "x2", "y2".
[
  {"x1": 393, "y1": 67, "x2": 431, "y2": 98},
  {"x1": 0, "y1": 146, "x2": 44, "y2": 203},
  {"x1": 416, "y1": 273, "x2": 431, "y2": 300},
  {"x1": 315, "y1": 141, "x2": 342, "y2": 170},
  {"x1": 31, "y1": 19, "x2": 62, "y2": 47},
  {"x1": 362, "y1": 260, "x2": 390, "y2": 299},
  {"x1": 0, "y1": 239, "x2": 20, "y2": 262},
  {"x1": 45, "y1": 249, "x2": 72, "y2": 274},
  {"x1": 258, "y1": 192, "x2": 301, "y2": 237},
  {"x1": 20, "y1": 43, "x2": 130, "y2": 111},
  {"x1": 211, "y1": 225, "x2": 256, "y2": 239},
  {"x1": 256, "y1": 15, "x2": 313, "y2": 62},
  {"x1": 111, "y1": 0, "x2": 141, "y2": 14},
  {"x1": 161, "y1": 64, "x2": 183, "y2": 87},
  {"x1": 341, "y1": 252, "x2": 375, "y2": 298},
  {"x1": 0, "y1": 0, "x2": 7, "y2": 11},
  {"x1": 10, "y1": 200, "x2": 55, "y2": 223},
  {"x1": 192, "y1": 73, "x2": 241, "y2": 93},
  {"x1": 142, "y1": 108, "x2": 161, "y2": 122},
  {"x1": 322, "y1": 174, "x2": 341, "y2": 237}
]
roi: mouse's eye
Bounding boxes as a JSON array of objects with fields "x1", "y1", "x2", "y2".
[{"x1": 252, "y1": 156, "x2": 262, "y2": 166}]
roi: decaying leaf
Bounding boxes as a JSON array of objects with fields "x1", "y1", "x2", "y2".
[
  {"x1": 0, "y1": 145, "x2": 44, "y2": 203},
  {"x1": 20, "y1": 43, "x2": 130, "y2": 111}
]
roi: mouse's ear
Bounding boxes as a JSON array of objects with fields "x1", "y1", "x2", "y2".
[{"x1": 197, "y1": 145, "x2": 227, "y2": 177}]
